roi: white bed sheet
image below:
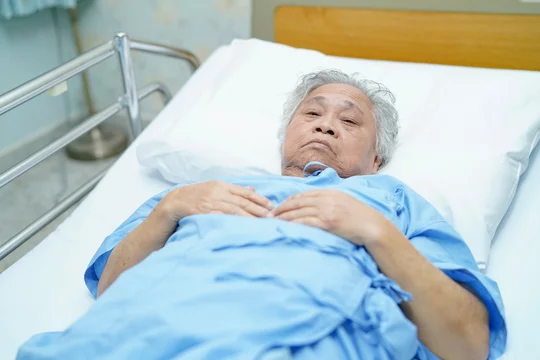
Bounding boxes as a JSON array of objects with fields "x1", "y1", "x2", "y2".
[
  {"x1": 0, "y1": 44, "x2": 538, "y2": 359},
  {"x1": 487, "y1": 142, "x2": 540, "y2": 360}
]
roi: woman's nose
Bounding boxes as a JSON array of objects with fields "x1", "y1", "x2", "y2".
[
  {"x1": 315, "y1": 126, "x2": 335, "y2": 136},
  {"x1": 314, "y1": 118, "x2": 337, "y2": 136}
]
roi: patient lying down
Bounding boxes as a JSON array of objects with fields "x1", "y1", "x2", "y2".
[{"x1": 18, "y1": 70, "x2": 506, "y2": 360}]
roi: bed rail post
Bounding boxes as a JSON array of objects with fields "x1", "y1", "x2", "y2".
[
  {"x1": 114, "y1": 33, "x2": 141, "y2": 138},
  {"x1": 0, "y1": 42, "x2": 115, "y2": 115},
  {"x1": 0, "y1": 83, "x2": 172, "y2": 261},
  {"x1": 0, "y1": 34, "x2": 200, "y2": 263}
]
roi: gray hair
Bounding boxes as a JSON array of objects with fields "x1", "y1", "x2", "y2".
[{"x1": 279, "y1": 69, "x2": 399, "y2": 168}]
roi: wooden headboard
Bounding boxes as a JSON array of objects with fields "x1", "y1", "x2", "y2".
[{"x1": 252, "y1": 0, "x2": 540, "y2": 71}]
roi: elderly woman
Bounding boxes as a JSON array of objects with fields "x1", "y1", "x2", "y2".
[{"x1": 18, "y1": 70, "x2": 505, "y2": 360}]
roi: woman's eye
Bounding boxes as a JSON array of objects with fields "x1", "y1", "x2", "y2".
[
  {"x1": 343, "y1": 119, "x2": 356, "y2": 124},
  {"x1": 307, "y1": 111, "x2": 320, "y2": 116}
]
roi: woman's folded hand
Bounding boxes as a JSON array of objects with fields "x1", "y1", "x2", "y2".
[
  {"x1": 270, "y1": 189, "x2": 391, "y2": 246},
  {"x1": 156, "y1": 181, "x2": 274, "y2": 223}
]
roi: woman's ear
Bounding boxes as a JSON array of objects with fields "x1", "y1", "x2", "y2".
[{"x1": 372, "y1": 156, "x2": 383, "y2": 173}]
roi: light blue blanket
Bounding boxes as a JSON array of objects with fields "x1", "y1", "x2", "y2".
[{"x1": 17, "y1": 168, "x2": 506, "y2": 359}]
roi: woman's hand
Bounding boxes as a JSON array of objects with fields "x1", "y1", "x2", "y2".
[
  {"x1": 157, "y1": 181, "x2": 274, "y2": 223},
  {"x1": 270, "y1": 189, "x2": 389, "y2": 246}
]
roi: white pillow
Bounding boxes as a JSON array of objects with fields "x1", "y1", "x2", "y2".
[
  {"x1": 137, "y1": 106, "x2": 281, "y2": 183},
  {"x1": 137, "y1": 39, "x2": 540, "y2": 269}
]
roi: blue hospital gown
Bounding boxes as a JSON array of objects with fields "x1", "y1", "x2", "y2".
[{"x1": 17, "y1": 167, "x2": 506, "y2": 360}]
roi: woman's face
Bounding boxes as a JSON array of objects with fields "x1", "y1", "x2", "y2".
[{"x1": 282, "y1": 84, "x2": 381, "y2": 178}]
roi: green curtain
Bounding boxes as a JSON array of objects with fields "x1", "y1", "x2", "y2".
[{"x1": 1, "y1": 0, "x2": 78, "y2": 19}]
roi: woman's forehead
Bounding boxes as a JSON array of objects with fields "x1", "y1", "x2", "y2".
[{"x1": 306, "y1": 84, "x2": 372, "y2": 111}]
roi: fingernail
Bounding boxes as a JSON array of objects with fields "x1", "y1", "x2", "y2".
[
  {"x1": 266, "y1": 212, "x2": 274, "y2": 218},
  {"x1": 267, "y1": 202, "x2": 274, "y2": 209}
]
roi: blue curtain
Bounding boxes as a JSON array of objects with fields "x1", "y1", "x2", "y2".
[{"x1": 1, "y1": 0, "x2": 78, "y2": 19}]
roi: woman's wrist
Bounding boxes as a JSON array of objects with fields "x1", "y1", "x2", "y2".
[
  {"x1": 356, "y1": 213, "x2": 396, "y2": 248},
  {"x1": 147, "y1": 202, "x2": 180, "y2": 238}
]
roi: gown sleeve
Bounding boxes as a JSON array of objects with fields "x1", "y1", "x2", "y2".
[
  {"x1": 399, "y1": 184, "x2": 507, "y2": 359},
  {"x1": 84, "y1": 186, "x2": 180, "y2": 298}
]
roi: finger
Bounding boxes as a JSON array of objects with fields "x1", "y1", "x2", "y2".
[
  {"x1": 274, "y1": 207, "x2": 318, "y2": 221},
  {"x1": 224, "y1": 194, "x2": 272, "y2": 218},
  {"x1": 291, "y1": 216, "x2": 325, "y2": 229},
  {"x1": 291, "y1": 190, "x2": 332, "y2": 199},
  {"x1": 229, "y1": 185, "x2": 274, "y2": 210},
  {"x1": 272, "y1": 196, "x2": 318, "y2": 217},
  {"x1": 214, "y1": 202, "x2": 255, "y2": 217}
]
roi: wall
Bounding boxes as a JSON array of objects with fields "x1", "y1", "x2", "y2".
[
  {"x1": 0, "y1": 0, "x2": 250, "y2": 157},
  {"x1": 76, "y1": 0, "x2": 251, "y2": 119},
  {"x1": 0, "y1": 9, "x2": 85, "y2": 154}
]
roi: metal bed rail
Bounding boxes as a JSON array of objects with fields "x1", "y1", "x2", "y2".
[{"x1": 0, "y1": 33, "x2": 200, "y2": 261}]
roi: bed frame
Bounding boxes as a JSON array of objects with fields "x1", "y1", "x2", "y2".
[
  {"x1": 0, "y1": 33, "x2": 200, "y2": 261},
  {"x1": 253, "y1": 0, "x2": 540, "y2": 71}
]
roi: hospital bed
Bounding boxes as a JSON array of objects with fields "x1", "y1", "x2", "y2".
[{"x1": 1, "y1": 1, "x2": 540, "y2": 358}]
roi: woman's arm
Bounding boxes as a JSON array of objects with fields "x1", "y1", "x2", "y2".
[
  {"x1": 272, "y1": 189, "x2": 490, "y2": 360},
  {"x1": 365, "y1": 225, "x2": 489, "y2": 360},
  {"x1": 97, "y1": 207, "x2": 175, "y2": 297},
  {"x1": 97, "y1": 182, "x2": 273, "y2": 297}
]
